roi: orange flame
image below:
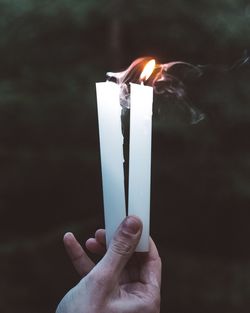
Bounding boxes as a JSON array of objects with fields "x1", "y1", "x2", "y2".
[{"x1": 140, "y1": 59, "x2": 156, "y2": 82}]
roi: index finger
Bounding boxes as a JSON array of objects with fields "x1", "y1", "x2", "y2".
[{"x1": 63, "y1": 232, "x2": 95, "y2": 277}]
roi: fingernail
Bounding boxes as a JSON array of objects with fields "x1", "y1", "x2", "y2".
[
  {"x1": 63, "y1": 232, "x2": 74, "y2": 244},
  {"x1": 123, "y1": 216, "x2": 141, "y2": 234}
]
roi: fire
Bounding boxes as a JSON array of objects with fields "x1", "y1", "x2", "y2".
[{"x1": 140, "y1": 59, "x2": 156, "y2": 82}]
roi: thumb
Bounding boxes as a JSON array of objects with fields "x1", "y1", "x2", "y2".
[{"x1": 95, "y1": 216, "x2": 142, "y2": 283}]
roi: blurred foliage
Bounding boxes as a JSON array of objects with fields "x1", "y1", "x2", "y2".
[{"x1": 0, "y1": 0, "x2": 250, "y2": 312}]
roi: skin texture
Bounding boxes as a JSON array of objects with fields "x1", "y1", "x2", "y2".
[{"x1": 56, "y1": 216, "x2": 162, "y2": 313}]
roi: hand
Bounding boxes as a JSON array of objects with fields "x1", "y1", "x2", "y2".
[{"x1": 56, "y1": 216, "x2": 162, "y2": 313}]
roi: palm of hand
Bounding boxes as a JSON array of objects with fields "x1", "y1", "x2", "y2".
[{"x1": 114, "y1": 253, "x2": 160, "y2": 311}]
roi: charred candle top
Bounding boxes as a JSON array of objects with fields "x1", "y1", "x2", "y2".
[{"x1": 107, "y1": 57, "x2": 204, "y2": 124}]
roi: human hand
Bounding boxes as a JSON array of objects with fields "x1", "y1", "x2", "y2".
[{"x1": 56, "y1": 216, "x2": 161, "y2": 313}]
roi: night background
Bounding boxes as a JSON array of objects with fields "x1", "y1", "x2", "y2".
[{"x1": 0, "y1": 0, "x2": 250, "y2": 312}]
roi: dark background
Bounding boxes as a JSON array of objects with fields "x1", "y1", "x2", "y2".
[{"x1": 0, "y1": 0, "x2": 250, "y2": 312}]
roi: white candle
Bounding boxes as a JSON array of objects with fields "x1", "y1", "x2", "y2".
[
  {"x1": 128, "y1": 83, "x2": 153, "y2": 251},
  {"x1": 96, "y1": 82, "x2": 126, "y2": 246}
]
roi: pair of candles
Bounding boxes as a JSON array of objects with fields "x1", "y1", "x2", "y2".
[{"x1": 96, "y1": 59, "x2": 155, "y2": 252}]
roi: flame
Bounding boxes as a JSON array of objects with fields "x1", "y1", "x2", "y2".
[{"x1": 140, "y1": 59, "x2": 156, "y2": 82}]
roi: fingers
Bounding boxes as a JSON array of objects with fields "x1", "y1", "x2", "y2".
[
  {"x1": 139, "y1": 237, "x2": 162, "y2": 288},
  {"x1": 85, "y1": 229, "x2": 106, "y2": 255},
  {"x1": 95, "y1": 216, "x2": 142, "y2": 285},
  {"x1": 86, "y1": 238, "x2": 106, "y2": 255},
  {"x1": 95, "y1": 229, "x2": 106, "y2": 246},
  {"x1": 63, "y1": 232, "x2": 95, "y2": 277}
]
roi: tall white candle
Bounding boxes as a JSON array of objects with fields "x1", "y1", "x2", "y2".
[
  {"x1": 128, "y1": 83, "x2": 153, "y2": 252},
  {"x1": 96, "y1": 82, "x2": 126, "y2": 246}
]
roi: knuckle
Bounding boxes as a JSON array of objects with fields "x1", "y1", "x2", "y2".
[{"x1": 111, "y1": 236, "x2": 133, "y2": 256}]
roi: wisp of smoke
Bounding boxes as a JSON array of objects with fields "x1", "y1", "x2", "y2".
[{"x1": 107, "y1": 57, "x2": 205, "y2": 124}]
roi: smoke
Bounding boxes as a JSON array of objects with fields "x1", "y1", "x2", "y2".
[
  {"x1": 106, "y1": 53, "x2": 250, "y2": 125},
  {"x1": 196, "y1": 50, "x2": 250, "y2": 73},
  {"x1": 106, "y1": 57, "x2": 205, "y2": 124}
]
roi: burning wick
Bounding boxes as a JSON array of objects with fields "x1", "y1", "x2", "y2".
[
  {"x1": 140, "y1": 59, "x2": 156, "y2": 83},
  {"x1": 96, "y1": 59, "x2": 155, "y2": 251}
]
